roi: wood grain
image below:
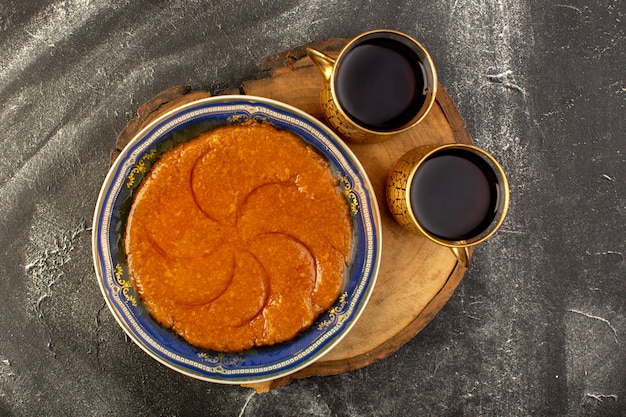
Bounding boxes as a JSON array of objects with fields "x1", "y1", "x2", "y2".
[{"x1": 114, "y1": 39, "x2": 473, "y2": 393}]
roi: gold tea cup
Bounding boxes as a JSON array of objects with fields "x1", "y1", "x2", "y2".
[
  {"x1": 386, "y1": 144, "x2": 510, "y2": 267},
  {"x1": 306, "y1": 29, "x2": 437, "y2": 144}
]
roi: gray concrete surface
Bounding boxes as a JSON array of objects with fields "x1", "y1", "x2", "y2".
[{"x1": 0, "y1": 1, "x2": 624, "y2": 415}]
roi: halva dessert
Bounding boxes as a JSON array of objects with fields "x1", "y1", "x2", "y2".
[{"x1": 125, "y1": 122, "x2": 353, "y2": 352}]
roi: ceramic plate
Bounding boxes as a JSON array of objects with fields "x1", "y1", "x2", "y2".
[{"x1": 92, "y1": 95, "x2": 381, "y2": 384}]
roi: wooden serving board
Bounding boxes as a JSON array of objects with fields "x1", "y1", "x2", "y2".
[{"x1": 113, "y1": 39, "x2": 473, "y2": 393}]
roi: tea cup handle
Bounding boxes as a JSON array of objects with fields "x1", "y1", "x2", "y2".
[
  {"x1": 450, "y1": 246, "x2": 470, "y2": 268},
  {"x1": 305, "y1": 48, "x2": 336, "y2": 81}
]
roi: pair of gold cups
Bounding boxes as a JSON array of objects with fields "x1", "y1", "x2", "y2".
[{"x1": 306, "y1": 29, "x2": 509, "y2": 267}]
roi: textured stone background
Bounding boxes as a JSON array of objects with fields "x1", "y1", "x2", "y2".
[{"x1": 0, "y1": 1, "x2": 624, "y2": 416}]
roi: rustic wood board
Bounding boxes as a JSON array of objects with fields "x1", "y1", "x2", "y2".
[{"x1": 113, "y1": 39, "x2": 473, "y2": 393}]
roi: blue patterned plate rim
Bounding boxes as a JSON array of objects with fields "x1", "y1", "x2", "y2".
[{"x1": 92, "y1": 95, "x2": 382, "y2": 384}]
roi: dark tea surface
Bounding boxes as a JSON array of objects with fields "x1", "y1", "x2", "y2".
[
  {"x1": 410, "y1": 150, "x2": 499, "y2": 241},
  {"x1": 335, "y1": 39, "x2": 427, "y2": 131}
]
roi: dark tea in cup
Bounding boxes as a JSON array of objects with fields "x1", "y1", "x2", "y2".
[
  {"x1": 409, "y1": 148, "x2": 501, "y2": 241},
  {"x1": 306, "y1": 29, "x2": 437, "y2": 144},
  {"x1": 386, "y1": 144, "x2": 509, "y2": 267},
  {"x1": 335, "y1": 38, "x2": 429, "y2": 132}
]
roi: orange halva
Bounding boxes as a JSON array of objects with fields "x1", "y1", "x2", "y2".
[{"x1": 125, "y1": 122, "x2": 353, "y2": 352}]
